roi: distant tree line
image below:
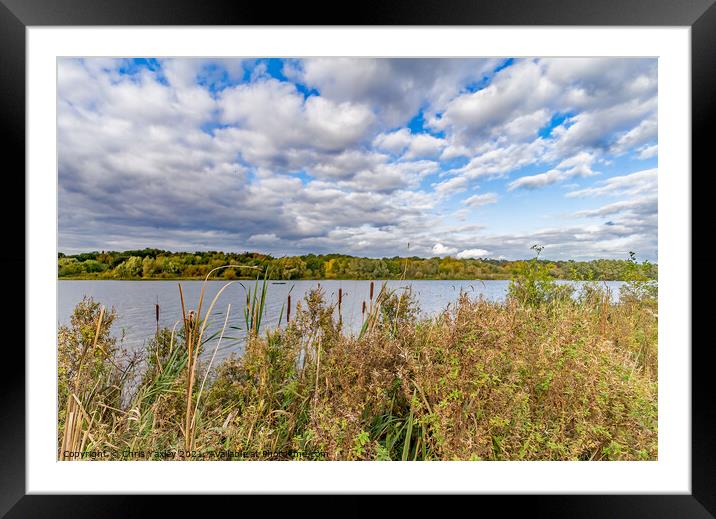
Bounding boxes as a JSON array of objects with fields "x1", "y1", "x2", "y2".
[{"x1": 57, "y1": 248, "x2": 657, "y2": 281}]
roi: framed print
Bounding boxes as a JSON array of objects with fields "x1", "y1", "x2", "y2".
[{"x1": 1, "y1": 0, "x2": 711, "y2": 515}]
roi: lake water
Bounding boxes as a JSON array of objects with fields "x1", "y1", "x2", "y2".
[{"x1": 58, "y1": 279, "x2": 626, "y2": 364}]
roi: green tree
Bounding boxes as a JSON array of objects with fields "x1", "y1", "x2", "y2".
[
  {"x1": 142, "y1": 256, "x2": 155, "y2": 277},
  {"x1": 620, "y1": 252, "x2": 658, "y2": 303},
  {"x1": 114, "y1": 256, "x2": 143, "y2": 278}
]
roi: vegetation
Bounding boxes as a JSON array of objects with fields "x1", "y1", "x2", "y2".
[
  {"x1": 58, "y1": 248, "x2": 658, "y2": 281},
  {"x1": 58, "y1": 252, "x2": 658, "y2": 461}
]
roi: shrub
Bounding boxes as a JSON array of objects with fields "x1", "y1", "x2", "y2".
[
  {"x1": 507, "y1": 245, "x2": 574, "y2": 306},
  {"x1": 58, "y1": 275, "x2": 657, "y2": 461},
  {"x1": 620, "y1": 252, "x2": 658, "y2": 304}
]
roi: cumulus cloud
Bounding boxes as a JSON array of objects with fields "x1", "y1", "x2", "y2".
[
  {"x1": 372, "y1": 128, "x2": 412, "y2": 154},
  {"x1": 432, "y1": 243, "x2": 458, "y2": 256},
  {"x1": 456, "y1": 249, "x2": 490, "y2": 259},
  {"x1": 551, "y1": 98, "x2": 656, "y2": 156},
  {"x1": 433, "y1": 176, "x2": 470, "y2": 196},
  {"x1": 610, "y1": 117, "x2": 657, "y2": 155},
  {"x1": 574, "y1": 195, "x2": 657, "y2": 219},
  {"x1": 58, "y1": 57, "x2": 658, "y2": 261},
  {"x1": 463, "y1": 193, "x2": 498, "y2": 208},
  {"x1": 447, "y1": 140, "x2": 548, "y2": 181},
  {"x1": 507, "y1": 152, "x2": 598, "y2": 191},
  {"x1": 373, "y1": 128, "x2": 446, "y2": 159},
  {"x1": 404, "y1": 133, "x2": 446, "y2": 159},
  {"x1": 340, "y1": 160, "x2": 439, "y2": 193},
  {"x1": 218, "y1": 78, "x2": 376, "y2": 162},
  {"x1": 429, "y1": 60, "x2": 558, "y2": 142},
  {"x1": 567, "y1": 168, "x2": 657, "y2": 198},
  {"x1": 288, "y1": 58, "x2": 501, "y2": 126},
  {"x1": 637, "y1": 144, "x2": 658, "y2": 160},
  {"x1": 430, "y1": 57, "x2": 657, "y2": 194}
]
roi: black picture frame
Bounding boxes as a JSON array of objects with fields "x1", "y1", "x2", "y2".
[{"x1": 1, "y1": 0, "x2": 709, "y2": 515}]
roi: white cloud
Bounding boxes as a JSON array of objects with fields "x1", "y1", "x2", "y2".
[
  {"x1": 549, "y1": 98, "x2": 656, "y2": 156},
  {"x1": 432, "y1": 243, "x2": 458, "y2": 256},
  {"x1": 433, "y1": 176, "x2": 470, "y2": 196},
  {"x1": 430, "y1": 60, "x2": 558, "y2": 142},
  {"x1": 508, "y1": 169, "x2": 565, "y2": 191},
  {"x1": 430, "y1": 57, "x2": 657, "y2": 189},
  {"x1": 57, "y1": 57, "x2": 658, "y2": 261},
  {"x1": 372, "y1": 128, "x2": 412, "y2": 154},
  {"x1": 456, "y1": 249, "x2": 490, "y2": 259},
  {"x1": 574, "y1": 195, "x2": 657, "y2": 219},
  {"x1": 452, "y1": 208, "x2": 470, "y2": 221},
  {"x1": 567, "y1": 168, "x2": 657, "y2": 198},
  {"x1": 404, "y1": 133, "x2": 446, "y2": 159},
  {"x1": 218, "y1": 78, "x2": 375, "y2": 159},
  {"x1": 637, "y1": 144, "x2": 658, "y2": 159},
  {"x1": 610, "y1": 117, "x2": 657, "y2": 155},
  {"x1": 463, "y1": 193, "x2": 498, "y2": 208},
  {"x1": 503, "y1": 109, "x2": 552, "y2": 140},
  {"x1": 309, "y1": 150, "x2": 388, "y2": 180},
  {"x1": 439, "y1": 143, "x2": 472, "y2": 160},
  {"x1": 449, "y1": 140, "x2": 548, "y2": 180},
  {"x1": 508, "y1": 152, "x2": 598, "y2": 191},
  {"x1": 289, "y1": 58, "x2": 500, "y2": 126},
  {"x1": 373, "y1": 128, "x2": 446, "y2": 159},
  {"x1": 341, "y1": 160, "x2": 439, "y2": 193}
]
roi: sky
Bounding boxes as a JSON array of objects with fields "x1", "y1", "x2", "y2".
[{"x1": 57, "y1": 57, "x2": 658, "y2": 261}]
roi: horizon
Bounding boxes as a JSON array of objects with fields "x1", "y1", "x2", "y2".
[{"x1": 58, "y1": 57, "x2": 658, "y2": 261}]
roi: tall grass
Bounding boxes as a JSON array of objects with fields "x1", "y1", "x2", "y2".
[{"x1": 58, "y1": 266, "x2": 657, "y2": 461}]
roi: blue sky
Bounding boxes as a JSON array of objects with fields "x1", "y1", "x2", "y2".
[{"x1": 58, "y1": 57, "x2": 658, "y2": 261}]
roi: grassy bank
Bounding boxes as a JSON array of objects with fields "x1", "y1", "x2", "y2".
[{"x1": 57, "y1": 258, "x2": 658, "y2": 461}]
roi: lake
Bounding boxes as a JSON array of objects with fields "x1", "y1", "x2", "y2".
[{"x1": 58, "y1": 279, "x2": 626, "y2": 364}]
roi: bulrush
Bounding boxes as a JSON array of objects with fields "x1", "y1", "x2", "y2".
[
  {"x1": 178, "y1": 264, "x2": 259, "y2": 454},
  {"x1": 155, "y1": 300, "x2": 160, "y2": 336},
  {"x1": 338, "y1": 288, "x2": 343, "y2": 325},
  {"x1": 57, "y1": 271, "x2": 658, "y2": 461}
]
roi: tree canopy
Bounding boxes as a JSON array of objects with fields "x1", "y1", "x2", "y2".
[{"x1": 57, "y1": 249, "x2": 657, "y2": 281}]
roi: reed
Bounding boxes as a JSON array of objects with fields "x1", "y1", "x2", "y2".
[
  {"x1": 179, "y1": 264, "x2": 262, "y2": 453},
  {"x1": 155, "y1": 299, "x2": 160, "y2": 336},
  {"x1": 190, "y1": 304, "x2": 231, "y2": 447},
  {"x1": 59, "y1": 304, "x2": 111, "y2": 460},
  {"x1": 58, "y1": 272, "x2": 658, "y2": 461},
  {"x1": 337, "y1": 288, "x2": 343, "y2": 328},
  {"x1": 242, "y1": 269, "x2": 269, "y2": 335}
]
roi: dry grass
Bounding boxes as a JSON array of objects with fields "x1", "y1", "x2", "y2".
[{"x1": 58, "y1": 277, "x2": 657, "y2": 461}]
